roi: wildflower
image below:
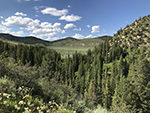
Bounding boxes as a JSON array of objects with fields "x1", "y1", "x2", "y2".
[
  {"x1": 46, "y1": 109, "x2": 51, "y2": 112},
  {"x1": 37, "y1": 107, "x2": 40, "y2": 110},
  {"x1": 18, "y1": 87, "x2": 22, "y2": 90},
  {"x1": 3, "y1": 93, "x2": 8, "y2": 97},
  {"x1": 14, "y1": 105, "x2": 20, "y2": 110},
  {"x1": 27, "y1": 101, "x2": 31, "y2": 105},
  {"x1": 6, "y1": 94, "x2": 11, "y2": 98},
  {"x1": 23, "y1": 94, "x2": 30, "y2": 99},
  {"x1": 3, "y1": 101, "x2": 7, "y2": 104},
  {"x1": 38, "y1": 110, "x2": 43, "y2": 113},
  {"x1": 19, "y1": 100, "x2": 24, "y2": 105}
]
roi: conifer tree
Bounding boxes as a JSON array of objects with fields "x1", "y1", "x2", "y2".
[
  {"x1": 102, "y1": 67, "x2": 111, "y2": 109},
  {"x1": 127, "y1": 57, "x2": 150, "y2": 112},
  {"x1": 111, "y1": 77, "x2": 132, "y2": 113},
  {"x1": 84, "y1": 79, "x2": 97, "y2": 108},
  {"x1": 41, "y1": 52, "x2": 56, "y2": 78}
]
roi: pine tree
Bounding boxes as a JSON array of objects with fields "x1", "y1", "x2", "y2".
[
  {"x1": 41, "y1": 52, "x2": 56, "y2": 78},
  {"x1": 84, "y1": 79, "x2": 97, "y2": 108},
  {"x1": 111, "y1": 77, "x2": 133, "y2": 113},
  {"x1": 102, "y1": 67, "x2": 111, "y2": 109},
  {"x1": 127, "y1": 57, "x2": 150, "y2": 112},
  {"x1": 117, "y1": 55, "x2": 124, "y2": 81}
]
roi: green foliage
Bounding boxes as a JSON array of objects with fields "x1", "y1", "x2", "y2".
[
  {"x1": 0, "y1": 86, "x2": 75, "y2": 113},
  {"x1": 1, "y1": 14, "x2": 150, "y2": 113}
]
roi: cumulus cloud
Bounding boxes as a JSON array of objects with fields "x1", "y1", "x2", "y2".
[
  {"x1": 59, "y1": 14, "x2": 81, "y2": 22},
  {"x1": 73, "y1": 27, "x2": 81, "y2": 31},
  {"x1": 41, "y1": 7, "x2": 68, "y2": 16},
  {"x1": 85, "y1": 34, "x2": 93, "y2": 38},
  {"x1": 2, "y1": 15, "x2": 65, "y2": 40},
  {"x1": 11, "y1": 31, "x2": 24, "y2": 36},
  {"x1": 73, "y1": 33, "x2": 84, "y2": 39},
  {"x1": 64, "y1": 23, "x2": 76, "y2": 29},
  {"x1": 15, "y1": 12, "x2": 27, "y2": 16},
  {"x1": 91, "y1": 25, "x2": 100, "y2": 33},
  {"x1": 87, "y1": 25, "x2": 90, "y2": 28},
  {"x1": 45, "y1": 37, "x2": 59, "y2": 41},
  {"x1": 0, "y1": 16, "x2": 3, "y2": 19},
  {"x1": 52, "y1": 22, "x2": 61, "y2": 28},
  {"x1": 0, "y1": 24, "x2": 11, "y2": 33},
  {"x1": 2, "y1": 16, "x2": 40, "y2": 30}
]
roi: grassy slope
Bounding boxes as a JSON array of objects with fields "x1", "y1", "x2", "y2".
[
  {"x1": 49, "y1": 36, "x2": 111, "y2": 54},
  {"x1": 0, "y1": 33, "x2": 111, "y2": 54},
  {"x1": 50, "y1": 36, "x2": 110, "y2": 47},
  {"x1": 50, "y1": 46, "x2": 94, "y2": 55}
]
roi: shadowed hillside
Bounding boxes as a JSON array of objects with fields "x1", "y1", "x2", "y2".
[{"x1": 0, "y1": 33, "x2": 50, "y2": 46}]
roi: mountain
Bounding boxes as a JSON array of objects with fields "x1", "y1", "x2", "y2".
[
  {"x1": 110, "y1": 15, "x2": 150, "y2": 49},
  {"x1": 0, "y1": 33, "x2": 50, "y2": 46},
  {"x1": 50, "y1": 36, "x2": 111, "y2": 47},
  {"x1": 0, "y1": 33, "x2": 111, "y2": 47}
]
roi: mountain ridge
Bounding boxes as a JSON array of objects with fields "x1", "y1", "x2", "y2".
[
  {"x1": 110, "y1": 15, "x2": 150, "y2": 50},
  {"x1": 0, "y1": 33, "x2": 112, "y2": 47}
]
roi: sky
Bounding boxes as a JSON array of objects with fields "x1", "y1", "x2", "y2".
[{"x1": 0, "y1": 0, "x2": 150, "y2": 41}]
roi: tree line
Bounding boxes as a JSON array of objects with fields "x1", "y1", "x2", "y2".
[{"x1": 0, "y1": 37, "x2": 150, "y2": 112}]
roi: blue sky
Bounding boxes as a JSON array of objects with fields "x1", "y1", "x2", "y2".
[{"x1": 0, "y1": 0, "x2": 150, "y2": 41}]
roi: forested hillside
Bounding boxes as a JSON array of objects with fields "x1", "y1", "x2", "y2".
[
  {"x1": 1, "y1": 15, "x2": 150, "y2": 113},
  {"x1": 0, "y1": 33, "x2": 111, "y2": 47}
]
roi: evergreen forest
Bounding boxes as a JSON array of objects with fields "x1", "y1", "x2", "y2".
[{"x1": 1, "y1": 15, "x2": 150, "y2": 113}]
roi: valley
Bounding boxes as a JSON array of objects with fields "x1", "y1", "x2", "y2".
[{"x1": 1, "y1": 14, "x2": 150, "y2": 113}]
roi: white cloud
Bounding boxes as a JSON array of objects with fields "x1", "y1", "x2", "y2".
[
  {"x1": 41, "y1": 7, "x2": 68, "y2": 16},
  {"x1": 73, "y1": 33, "x2": 84, "y2": 39},
  {"x1": 59, "y1": 14, "x2": 81, "y2": 22},
  {"x1": 87, "y1": 25, "x2": 90, "y2": 28},
  {"x1": 52, "y1": 22, "x2": 61, "y2": 28},
  {"x1": 34, "y1": 0, "x2": 41, "y2": 1},
  {"x1": 61, "y1": 30, "x2": 65, "y2": 34},
  {"x1": 73, "y1": 27, "x2": 81, "y2": 31},
  {"x1": 68, "y1": 5, "x2": 71, "y2": 8},
  {"x1": 24, "y1": 0, "x2": 30, "y2": 1},
  {"x1": 2, "y1": 16, "x2": 40, "y2": 30},
  {"x1": 85, "y1": 34, "x2": 93, "y2": 38},
  {"x1": 34, "y1": 6, "x2": 43, "y2": 10},
  {"x1": 2, "y1": 15, "x2": 65, "y2": 40},
  {"x1": 17, "y1": 0, "x2": 21, "y2": 2},
  {"x1": 11, "y1": 31, "x2": 24, "y2": 36},
  {"x1": 91, "y1": 25, "x2": 100, "y2": 33},
  {"x1": 15, "y1": 12, "x2": 27, "y2": 16},
  {"x1": 0, "y1": 16, "x2": 3, "y2": 19},
  {"x1": 45, "y1": 37, "x2": 59, "y2": 41},
  {"x1": 64, "y1": 23, "x2": 76, "y2": 29},
  {"x1": 0, "y1": 24, "x2": 11, "y2": 33}
]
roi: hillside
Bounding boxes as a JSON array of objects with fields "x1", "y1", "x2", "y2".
[
  {"x1": 111, "y1": 15, "x2": 150, "y2": 49},
  {"x1": 0, "y1": 33, "x2": 111, "y2": 47},
  {"x1": 50, "y1": 36, "x2": 111, "y2": 47}
]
